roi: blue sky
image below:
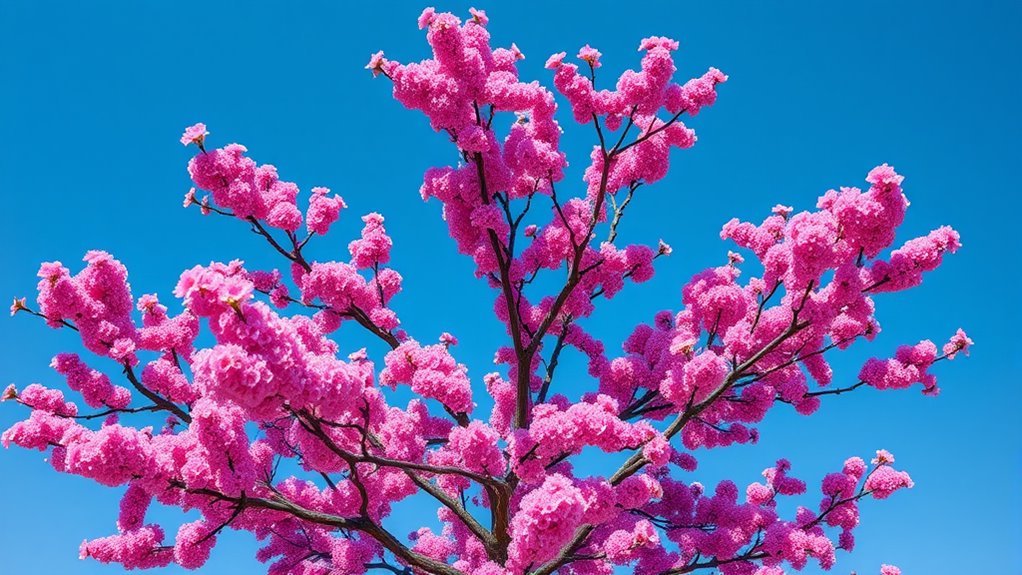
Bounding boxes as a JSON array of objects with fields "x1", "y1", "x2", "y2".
[{"x1": 1, "y1": 1, "x2": 1019, "y2": 573}]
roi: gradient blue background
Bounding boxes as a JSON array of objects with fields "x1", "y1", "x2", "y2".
[{"x1": 1, "y1": 2, "x2": 1018, "y2": 573}]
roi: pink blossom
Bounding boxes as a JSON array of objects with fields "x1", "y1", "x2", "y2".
[
  {"x1": 51, "y1": 353, "x2": 132, "y2": 409},
  {"x1": 10, "y1": 296, "x2": 27, "y2": 316},
  {"x1": 349, "y1": 213, "x2": 392, "y2": 268},
  {"x1": 380, "y1": 339, "x2": 473, "y2": 415},
  {"x1": 445, "y1": 421, "x2": 504, "y2": 475},
  {"x1": 180, "y1": 122, "x2": 208, "y2": 147},
  {"x1": 417, "y1": 7, "x2": 436, "y2": 29},
  {"x1": 865, "y1": 465, "x2": 914, "y2": 499},
  {"x1": 174, "y1": 520, "x2": 217, "y2": 569},
  {"x1": 860, "y1": 340, "x2": 940, "y2": 394},
  {"x1": 639, "y1": 36, "x2": 680, "y2": 51},
  {"x1": 578, "y1": 44, "x2": 602, "y2": 68},
  {"x1": 643, "y1": 434, "x2": 672, "y2": 468},
  {"x1": 772, "y1": 204, "x2": 793, "y2": 218},
  {"x1": 866, "y1": 225, "x2": 961, "y2": 293},
  {"x1": 366, "y1": 50, "x2": 387, "y2": 77},
  {"x1": 943, "y1": 328, "x2": 973, "y2": 359},
  {"x1": 80, "y1": 526, "x2": 172, "y2": 569},
  {"x1": 18, "y1": 384, "x2": 77, "y2": 416},
  {"x1": 871, "y1": 449, "x2": 895, "y2": 465},
  {"x1": 469, "y1": 7, "x2": 488, "y2": 26},
  {"x1": 306, "y1": 186, "x2": 346, "y2": 235},
  {"x1": 117, "y1": 484, "x2": 150, "y2": 532},
  {"x1": 746, "y1": 481, "x2": 774, "y2": 505},
  {"x1": 545, "y1": 52, "x2": 567, "y2": 69},
  {"x1": 662, "y1": 350, "x2": 728, "y2": 406},
  {"x1": 331, "y1": 538, "x2": 377, "y2": 574},
  {"x1": 64, "y1": 424, "x2": 153, "y2": 487},
  {"x1": 508, "y1": 474, "x2": 587, "y2": 571}
]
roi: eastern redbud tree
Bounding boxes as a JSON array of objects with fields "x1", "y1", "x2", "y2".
[{"x1": 3, "y1": 8, "x2": 970, "y2": 575}]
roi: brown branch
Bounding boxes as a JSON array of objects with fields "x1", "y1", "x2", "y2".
[
  {"x1": 518, "y1": 150, "x2": 611, "y2": 428},
  {"x1": 536, "y1": 318, "x2": 572, "y2": 404},
  {"x1": 612, "y1": 106, "x2": 688, "y2": 157},
  {"x1": 183, "y1": 485, "x2": 465, "y2": 575},
  {"x1": 610, "y1": 106, "x2": 638, "y2": 154},
  {"x1": 121, "y1": 362, "x2": 191, "y2": 424},
  {"x1": 659, "y1": 551, "x2": 769, "y2": 575},
  {"x1": 19, "y1": 306, "x2": 80, "y2": 331},
  {"x1": 247, "y1": 216, "x2": 311, "y2": 272},
  {"x1": 619, "y1": 389, "x2": 660, "y2": 420},
  {"x1": 805, "y1": 380, "x2": 865, "y2": 398},
  {"x1": 750, "y1": 280, "x2": 782, "y2": 333},
  {"x1": 12, "y1": 397, "x2": 165, "y2": 422},
  {"x1": 746, "y1": 330, "x2": 863, "y2": 386},
  {"x1": 366, "y1": 561, "x2": 412, "y2": 575},
  {"x1": 471, "y1": 149, "x2": 529, "y2": 435},
  {"x1": 607, "y1": 181, "x2": 640, "y2": 243},
  {"x1": 346, "y1": 305, "x2": 401, "y2": 350},
  {"x1": 72, "y1": 404, "x2": 163, "y2": 420}
]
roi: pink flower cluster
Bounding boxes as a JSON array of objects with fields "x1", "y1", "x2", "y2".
[
  {"x1": 349, "y1": 213, "x2": 393, "y2": 268},
  {"x1": 860, "y1": 339, "x2": 942, "y2": 395},
  {"x1": 186, "y1": 137, "x2": 347, "y2": 238},
  {"x1": 513, "y1": 395, "x2": 655, "y2": 482},
  {"x1": 308, "y1": 186, "x2": 346, "y2": 236},
  {"x1": 188, "y1": 144, "x2": 298, "y2": 227},
  {"x1": 943, "y1": 328, "x2": 973, "y2": 359},
  {"x1": 136, "y1": 293, "x2": 200, "y2": 357},
  {"x1": 380, "y1": 339, "x2": 474, "y2": 415},
  {"x1": 36, "y1": 251, "x2": 138, "y2": 363},
  {"x1": 508, "y1": 474, "x2": 587, "y2": 571},
  {"x1": 51, "y1": 353, "x2": 132, "y2": 409}
]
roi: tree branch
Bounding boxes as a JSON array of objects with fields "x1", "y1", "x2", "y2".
[{"x1": 121, "y1": 362, "x2": 191, "y2": 424}]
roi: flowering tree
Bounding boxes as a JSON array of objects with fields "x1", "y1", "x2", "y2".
[{"x1": 3, "y1": 8, "x2": 970, "y2": 575}]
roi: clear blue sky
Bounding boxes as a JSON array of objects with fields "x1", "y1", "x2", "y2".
[{"x1": 1, "y1": 2, "x2": 1018, "y2": 573}]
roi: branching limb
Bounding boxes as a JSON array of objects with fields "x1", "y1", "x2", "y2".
[
  {"x1": 607, "y1": 181, "x2": 641, "y2": 244},
  {"x1": 536, "y1": 317, "x2": 572, "y2": 404},
  {"x1": 121, "y1": 362, "x2": 191, "y2": 424},
  {"x1": 532, "y1": 316, "x2": 809, "y2": 575},
  {"x1": 181, "y1": 484, "x2": 466, "y2": 575},
  {"x1": 295, "y1": 410, "x2": 502, "y2": 560}
]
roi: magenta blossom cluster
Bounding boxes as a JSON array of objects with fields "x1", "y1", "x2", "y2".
[{"x1": 4, "y1": 8, "x2": 968, "y2": 575}]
